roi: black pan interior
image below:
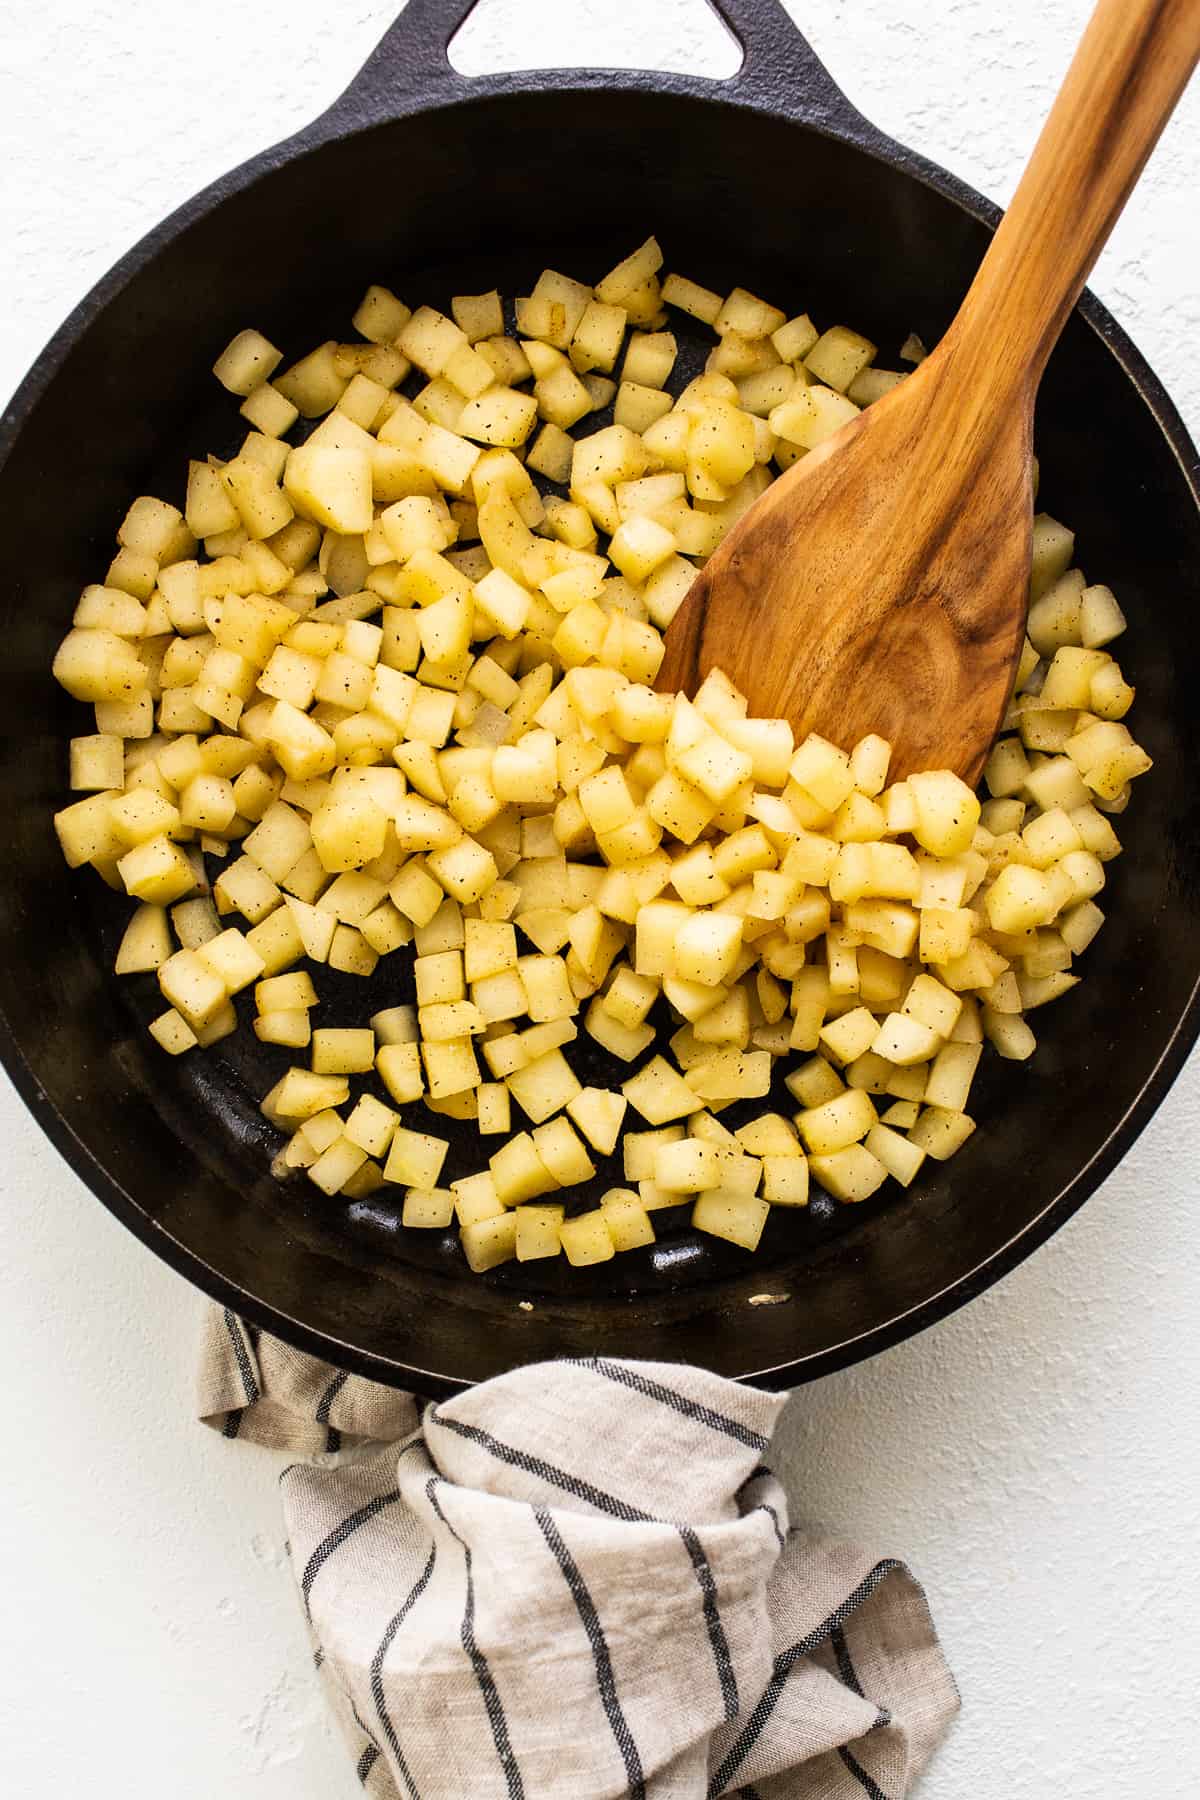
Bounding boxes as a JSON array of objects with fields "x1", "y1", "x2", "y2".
[{"x1": 2, "y1": 84, "x2": 1198, "y2": 1390}]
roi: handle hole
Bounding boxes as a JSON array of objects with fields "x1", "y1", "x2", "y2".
[{"x1": 448, "y1": 0, "x2": 742, "y2": 79}]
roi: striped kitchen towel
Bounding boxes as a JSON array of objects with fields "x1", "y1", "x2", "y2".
[{"x1": 199, "y1": 1309, "x2": 958, "y2": 1798}]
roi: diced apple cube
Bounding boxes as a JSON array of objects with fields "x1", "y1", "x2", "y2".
[
  {"x1": 804, "y1": 325, "x2": 876, "y2": 393},
  {"x1": 692, "y1": 1189, "x2": 770, "y2": 1250},
  {"x1": 343, "y1": 1094, "x2": 399, "y2": 1157},
  {"x1": 762, "y1": 1156, "x2": 810, "y2": 1206},
  {"x1": 461, "y1": 1211, "x2": 518, "y2": 1272},
  {"x1": 923, "y1": 1042, "x2": 982, "y2": 1113},
  {"x1": 312, "y1": 1028, "x2": 376, "y2": 1074},
  {"x1": 530, "y1": 1117, "x2": 595, "y2": 1186},
  {"x1": 603, "y1": 1197, "x2": 656, "y2": 1251},
  {"x1": 515, "y1": 1204, "x2": 565, "y2": 1261},
  {"x1": 908, "y1": 1107, "x2": 976, "y2": 1160},
  {"x1": 117, "y1": 835, "x2": 196, "y2": 904},
  {"x1": 673, "y1": 912, "x2": 743, "y2": 986},
  {"x1": 403, "y1": 1187, "x2": 456, "y2": 1229},
  {"x1": 808, "y1": 1144, "x2": 889, "y2": 1203},
  {"x1": 622, "y1": 1057, "x2": 698, "y2": 1124},
  {"x1": 284, "y1": 446, "x2": 372, "y2": 533},
  {"x1": 384, "y1": 1126, "x2": 449, "y2": 1188},
  {"x1": 506, "y1": 1049, "x2": 581, "y2": 1124},
  {"x1": 198, "y1": 927, "x2": 265, "y2": 994},
  {"x1": 870, "y1": 1013, "x2": 941, "y2": 1066},
  {"x1": 158, "y1": 947, "x2": 227, "y2": 1030},
  {"x1": 902, "y1": 974, "x2": 963, "y2": 1037},
  {"x1": 686, "y1": 1048, "x2": 771, "y2": 1102},
  {"x1": 817, "y1": 1006, "x2": 878, "y2": 1067},
  {"x1": 560, "y1": 1210, "x2": 615, "y2": 1266},
  {"x1": 908, "y1": 770, "x2": 981, "y2": 857},
  {"x1": 653, "y1": 1137, "x2": 725, "y2": 1192},
  {"x1": 796, "y1": 1087, "x2": 878, "y2": 1155},
  {"x1": 490, "y1": 1131, "x2": 557, "y2": 1204},
  {"x1": 147, "y1": 999, "x2": 200, "y2": 1056},
  {"x1": 451, "y1": 1172, "x2": 506, "y2": 1227}
]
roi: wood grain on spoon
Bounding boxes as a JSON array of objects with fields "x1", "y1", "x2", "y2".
[{"x1": 657, "y1": 0, "x2": 1200, "y2": 784}]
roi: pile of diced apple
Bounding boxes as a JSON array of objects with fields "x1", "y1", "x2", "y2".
[{"x1": 51, "y1": 238, "x2": 1152, "y2": 1272}]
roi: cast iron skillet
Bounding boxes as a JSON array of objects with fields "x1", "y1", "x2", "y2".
[{"x1": 1, "y1": 0, "x2": 1198, "y2": 1395}]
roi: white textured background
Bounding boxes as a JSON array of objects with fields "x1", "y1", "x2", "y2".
[{"x1": 1, "y1": 2, "x2": 1197, "y2": 1795}]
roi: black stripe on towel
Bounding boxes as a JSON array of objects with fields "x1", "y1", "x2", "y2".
[
  {"x1": 431, "y1": 1414, "x2": 652, "y2": 1522},
  {"x1": 830, "y1": 1625, "x2": 891, "y2": 1798},
  {"x1": 830, "y1": 1625, "x2": 863, "y2": 1696},
  {"x1": 708, "y1": 1561, "x2": 903, "y2": 1796},
  {"x1": 371, "y1": 1544, "x2": 437, "y2": 1800},
  {"x1": 357, "y1": 1744, "x2": 380, "y2": 1786},
  {"x1": 577, "y1": 1360, "x2": 769, "y2": 1452},
  {"x1": 317, "y1": 1370, "x2": 349, "y2": 1454},
  {"x1": 679, "y1": 1527, "x2": 739, "y2": 1722},
  {"x1": 300, "y1": 1492, "x2": 402, "y2": 1620},
  {"x1": 838, "y1": 1746, "x2": 889, "y2": 1799},
  {"x1": 756, "y1": 1500, "x2": 786, "y2": 1552},
  {"x1": 737, "y1": 1468, "x2": 786, "y2": 1552},
  {"x1": 222, "y1": 1408, "x2": 243, "y2": 1440},
  {"x1": 434, "y1": 1413, "x2": 738, "y2": 1725},
  {"x1": 427, "y1": 1479, "x2": 524, "y2": 1800},
  {"x1": 535, "y1": 1509, "x2": 646, "y2": 1800},
  {"x1": 223, "y1": 1309, "x2": 259, "y2": 1405},
  {"x1": 438, "y1": 1411, "x2": 741, "y2": 1720},
  {"x1": 222, "y1": 1311, "x2": 259, "y2": 1405},
  {"x1": 316, "y1": 1370, "x2": 349, "y2": 1423},
  {"x1": 351, "y1": 1700, "x2": 379, "y2": 1752},
  {"x1": 827, "y1": 1627, "x2": 890, "y2": 1730}
]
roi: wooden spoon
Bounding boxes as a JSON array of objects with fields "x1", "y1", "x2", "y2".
[{"x1": 657, "y1": 0, "x2": 1200, "y2": 783}]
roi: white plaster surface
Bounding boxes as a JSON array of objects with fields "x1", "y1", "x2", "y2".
[{"x1": 0, "y1": 2, "x2": 1198, "y2": 1794}]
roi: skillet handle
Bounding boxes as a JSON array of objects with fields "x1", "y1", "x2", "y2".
[
  {"x1": 707, "y1": 0, "x2": 862, "y2": 125},
  {"x1": 331, "y1": 0, "x2": 862, "y2": 130},
  {"x1": 327, "y1": 0, "x2": 477, "y2": 113}
]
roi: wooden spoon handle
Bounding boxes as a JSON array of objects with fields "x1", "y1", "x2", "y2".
[{"x1": 944, "y1": 0, "x2": 1200, "y2": 398}]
